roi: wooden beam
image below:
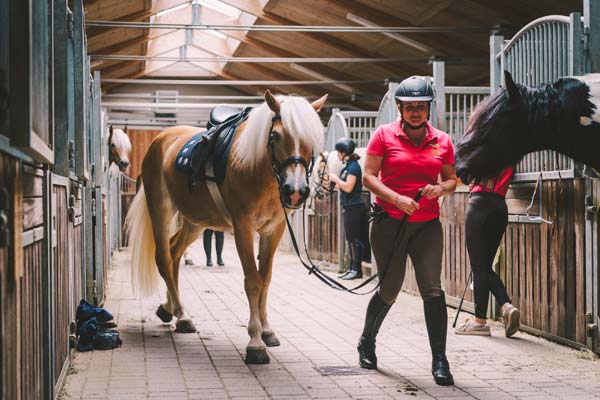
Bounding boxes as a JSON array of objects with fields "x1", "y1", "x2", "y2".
[
  {"x1": 86, "y1": 9, "x2": 154, "y2": 38},
  {"x1": 92, "y1": 32, "x2": 150, "y2": 55}
]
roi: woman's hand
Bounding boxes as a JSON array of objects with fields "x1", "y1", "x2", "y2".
[
  {"x1": 392, "y1": 194, "x2": 420, "y2": 215},
  {"x1": 422, "y1": 184, "x2": 444, "y2": 200},
  {"x1": 328, "y1": 173, "x2": 338, "y2": 182}
]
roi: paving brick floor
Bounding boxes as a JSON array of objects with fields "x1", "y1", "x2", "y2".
[{"x1": 60, "y1": 234, "x2": 600, "y2": 400}]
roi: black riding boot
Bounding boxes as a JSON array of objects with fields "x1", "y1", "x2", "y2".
[
  {"x1": 423, "y1": 294, "x2": 454, "y2": 386},
  {"x1": 357, "y1": 292, "x2": 392, "y2": 369},
  {"x1": 338, "y1": 242, "x2": 354, "y2": 278},
  {"x1": 343, "y1": 241, "x2": 363, "y2": 280},
  {"x1": 203, "y1": 230, "x2": 213, "y2": 267}
]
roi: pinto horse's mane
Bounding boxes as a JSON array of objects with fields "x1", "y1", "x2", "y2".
[
  {"x1": 233, "y1": 95, "x2": 324, "y2": 169},
  {"x1": 454, "y1": 71, "x2": 600, "y2": 182}
]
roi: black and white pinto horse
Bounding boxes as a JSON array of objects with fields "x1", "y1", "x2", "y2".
[{"x1": 455, "y1": 70, "x2": 600, "y2": 183}]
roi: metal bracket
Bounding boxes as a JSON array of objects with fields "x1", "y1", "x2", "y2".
[
  {"x1": 67, "y1": 9, "x2": 74, "y2": 39},
  {"x1": 68, "y1": 194, "x2": 75, "y2": 222},
  {"x1": 585, "y1": 195, "x2": 598, "y2": 220},
  {"x1": 585, "y1": 312, "x2": 597, "y2": 338},
  {"x1": 68, "y1": 140, "x2": 75, "y2": 169},
  {"x1": 0, "y1": 188, "x2": 10, "y2": 248}
]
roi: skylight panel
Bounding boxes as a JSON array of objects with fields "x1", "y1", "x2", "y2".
[
  {"x1": 155, "y1": 2, "x2": 190, "y2": 18},
  {"x1": 192, "y1": 0, "x2": 241, "y2": 18}
]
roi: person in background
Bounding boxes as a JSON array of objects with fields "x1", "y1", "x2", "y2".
[
  {"x1": 203, "y1": 229, "x2": 224, "y2": 267},
  {"x1": 329, "y1": 137, "x2": 368, "y2": 280},
  {"x1": 358, "y1": 76, "x2": 457, "y2": 386},
  {"x1": 455, "y1": 167, "x2": 520, "y2": 337}
]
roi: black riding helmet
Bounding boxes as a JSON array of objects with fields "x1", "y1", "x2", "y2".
[
  {"x1": 394, "y1": 76, "x2": 434, "y2": 129},
  {"x1": 334, "y1": 137, "x2": 356, "y2": 155}
]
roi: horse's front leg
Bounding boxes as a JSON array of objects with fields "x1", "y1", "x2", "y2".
[
  {"x1": 257, "y1": 222, "x2": 286, "y2": 348},
  {"x1": 233, "y1": 223, "x2": 269, "y2": 364}
]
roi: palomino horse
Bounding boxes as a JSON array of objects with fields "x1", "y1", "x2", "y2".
[
  {"x1": 455, "y1": 70, "x2": 600, "y2": 183},
  {"x1": 125, "y1": 91, "x2": 327, "y2": 364},
  {"x1": 108, "y1": 126, "x2": 132, "y2": 171}
]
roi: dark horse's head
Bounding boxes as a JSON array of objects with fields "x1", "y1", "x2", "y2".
[{"x1": 455, "y1": 70, "x2": 598, "y2": 183}]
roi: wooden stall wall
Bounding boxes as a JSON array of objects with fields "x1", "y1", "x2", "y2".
[
  {"x1": 307, "y1": 191, "x2": 339, "y2": 263},
  {"x1": 52, "y1": 179, "x2": 71, "y2": 387},
  {"x1": 0, "y1": 155, "x2": 47, "y2": 400},
  {"x1": 127, "y1": 129, "x2": 162, "y2": 180},
  {"x1": 500, "y1": 179, "x2": 586, "y2": 345}
]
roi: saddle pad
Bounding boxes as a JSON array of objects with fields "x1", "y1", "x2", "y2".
[{"x1": 175, "y1": 107, "x2": 251, "y2": 185}]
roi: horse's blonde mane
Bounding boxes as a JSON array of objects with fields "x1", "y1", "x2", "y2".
[
  {"x1": 233, "y1": 96, "x2": 324, "y2": 169},
  {"x1": 111, "y1": 128, "x2": 132, "y2": 153}
]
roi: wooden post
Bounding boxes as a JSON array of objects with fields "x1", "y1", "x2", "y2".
[{"x1": 432, "y1": 60, "x2": 445, "y2": 132}]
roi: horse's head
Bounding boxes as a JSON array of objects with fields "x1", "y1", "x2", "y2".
[
  {"x1": 265, "y1": 90, "x2": 328, "y2": 208},
  {"x1": 108, "y1": 126, "x2": 132, "y2": 171},
  {"x1": 455, "y1": 71, "x2": 533, "y2": 183}
]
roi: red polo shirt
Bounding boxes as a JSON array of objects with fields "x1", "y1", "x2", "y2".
[
  {"x1": 471, "y1": 167, "x2": 514, "y2": 197},
  {"x1": 367, "y1": 121, "x2": 455, "y2": 222}
]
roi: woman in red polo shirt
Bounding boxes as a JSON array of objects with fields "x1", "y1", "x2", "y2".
[
  {"x1": 455, "y1": 168, "x2": 520, "y2": 337},
  {"x1": 357, "y1": 76, "x2": 457, "y2": 386}
]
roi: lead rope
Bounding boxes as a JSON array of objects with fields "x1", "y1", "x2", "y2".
[{"x1": 277, "y1": 188, "x2": 422, "y2": 295}]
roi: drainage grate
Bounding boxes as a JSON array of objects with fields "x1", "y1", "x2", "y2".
[{"x1": 314, "y1": 366, "x2": 371, "y2": 376}]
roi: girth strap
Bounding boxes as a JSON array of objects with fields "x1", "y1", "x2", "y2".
[{"x1": 205, "y1": 162, "x2": 232, "y2": 226}]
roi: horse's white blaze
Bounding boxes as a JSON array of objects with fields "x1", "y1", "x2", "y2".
[{"x1": 574, "y1": 75, "x2": 600, "y2": 124}]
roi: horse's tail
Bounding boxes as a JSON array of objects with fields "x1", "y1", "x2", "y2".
[{"x1": 124, "y1": 184, "x2": 159, "y2": 296}]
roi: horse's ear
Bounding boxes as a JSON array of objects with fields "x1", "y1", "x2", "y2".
[
  {"x1": 311, "y1": 94, "x2": 328, "y2": 112},
  {"x1": 504, "y1": 70, "x2": 520, "y2": 101},
  {"x1": 109, "y1": 125, "x2": 113, "y2": 136},
  {"x1": 264, "y1": 90, "x2": 280, "y2": 114}
]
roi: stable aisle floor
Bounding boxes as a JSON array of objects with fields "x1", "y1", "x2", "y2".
[{"x1": 60, "y1": 235, "x2": 600, "y2": 400}]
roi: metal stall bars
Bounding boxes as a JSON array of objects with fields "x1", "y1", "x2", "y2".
[{"x1": 492, "y1": 14, "x2": 584, "y2": 181}]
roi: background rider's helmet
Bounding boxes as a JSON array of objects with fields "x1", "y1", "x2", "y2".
[
  {"x1": 394, "y1": 76, "x2": 434, "y2": 103},
  {"x1": 334, "y1": 137, "x2": 356, "y2": 155}
]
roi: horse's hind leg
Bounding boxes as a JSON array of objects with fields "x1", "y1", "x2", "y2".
[
  {"x1": 169, "y1": 219, "x2": 203, "y2": 333},
  {"x1": 233, "y1": 223, "x2": 269, "y2": 364},
  {"x1": 257, "y1": 222, "x2": 286, "y2": 348}
]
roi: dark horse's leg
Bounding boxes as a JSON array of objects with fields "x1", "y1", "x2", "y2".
[
  {"x1": 258, "y1": 222, "x2": 286, "y2": 347},
  {"x1": 233, "y1": 223, "x2": 270, "y2": 364}
]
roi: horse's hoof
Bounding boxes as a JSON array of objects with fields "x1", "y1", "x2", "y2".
[
  {"x1": 245, "y1": 348, "x2": 270, "y2": 364},
  {"x1": 156, "y1": 305, "x2": 173, "y2": 323},
  {"x1": 175, "y1": 318, "x2": 197, "y2": 333},
  {"x1": 262, "y1": 332, "x2": 280, "y2": 347}
]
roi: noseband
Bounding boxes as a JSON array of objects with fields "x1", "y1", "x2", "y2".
[{"x1": 267, "y1": 115, "x2": 314, "y2": 208}]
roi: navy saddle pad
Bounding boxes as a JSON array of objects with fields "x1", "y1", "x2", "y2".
[{"x1": 175, "y1": 106, "x2": 252, "y2": 186}]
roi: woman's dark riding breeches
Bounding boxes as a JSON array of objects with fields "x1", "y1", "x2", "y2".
[{"x1": 465, "y1": 193, "x2": 511, "y2": 319}]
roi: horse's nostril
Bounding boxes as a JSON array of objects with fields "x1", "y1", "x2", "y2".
[
  {"x1": 282, "y1": 184, "x2": 294, "y2": 196},
  {"x1": 119, "y1": 160, "x2": 130, "y2": 168},
  {"x1": 299, "y1": 186, "x2": 309, "y2": 198}
]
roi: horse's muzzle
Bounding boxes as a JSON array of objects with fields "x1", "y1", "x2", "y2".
[
  {"x1": 281, "y1": 182, "x2": 310, "y2": 208},
  {"x1": 118, "y1": 159, "x2": 130, "y2": 171}
]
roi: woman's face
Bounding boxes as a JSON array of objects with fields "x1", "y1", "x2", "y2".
[
  {"x1": 337, "y1": 151, "x2": 345, "y2": 161},
  {"x1": 399, "y1": 101, "x2": 429, "y2": 127}
]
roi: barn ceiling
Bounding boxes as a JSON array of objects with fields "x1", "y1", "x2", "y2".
[{"x1": 85, "y1": 0, "x2": 583, "y2": 109}]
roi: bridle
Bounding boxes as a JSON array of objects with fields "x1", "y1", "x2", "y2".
[{"x1": 266, "y1": 114, "x2": 314, "y2": 209}]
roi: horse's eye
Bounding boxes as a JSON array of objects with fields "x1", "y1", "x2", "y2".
[
  {"x1": 111, "y1": 143, "x2": 116, "y2": 148},
  {"x1": 270, "y1": 132, "x2": 281, "y2": 142}
]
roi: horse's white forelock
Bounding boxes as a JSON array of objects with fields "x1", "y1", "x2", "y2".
[
  {"x1": 233, "y1": 95, "x2": 324, "y2": 169},
  {"x1": 111, "y1": 128, "x2": 132, "y2": 153}
]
